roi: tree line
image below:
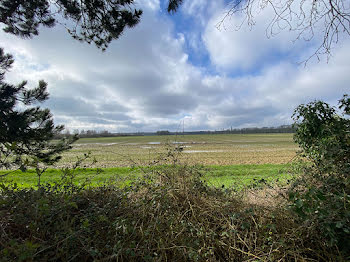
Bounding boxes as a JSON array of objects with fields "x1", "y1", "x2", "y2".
[{"x1": 55, "y1": 125, "x2": 295, "y2": 139}]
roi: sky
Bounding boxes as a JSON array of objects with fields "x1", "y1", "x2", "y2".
[{"x1": 1, "y1": 0, "x2": 349, "y2": 132}]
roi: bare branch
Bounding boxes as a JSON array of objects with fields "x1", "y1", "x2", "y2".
[{"x1": 217, "y1": 0, "x2": 350, "y2": 61}]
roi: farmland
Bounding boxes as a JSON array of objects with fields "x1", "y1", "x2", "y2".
[
  {"x1": 0, "y1": 133, "x2": 297, "y2": 188},
  {"x1": 1, "y1": 164, "x2": 293, "y2": 189},
  {"x1": 59, "y1": 133, "x2": 298, "y2": 167},
  {"x1": 2, "y1": 131, "x2": 348, "y2": 260}
]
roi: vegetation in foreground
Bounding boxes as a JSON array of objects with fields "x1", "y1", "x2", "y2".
[{"x1": 0, "y1": 165, "x2": 341, "y2": 261}]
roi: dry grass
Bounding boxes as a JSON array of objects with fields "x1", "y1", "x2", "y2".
[
  {"x1": 243, "y1": 187, "x2": 288, "y2": 208},
  {"x1": 1, "y1": 164, "x2": 341, "y2": 261},
  {"x1": 58, "y1": 134, "x2": 298, "y2": 168}
]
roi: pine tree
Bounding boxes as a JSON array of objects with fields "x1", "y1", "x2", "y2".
[
  {"x1": 0, "y1": 0, "x2": 142, "y2": 50},
  {"x1": 0, "y1": 1, "x2": 143, "y2": 179},
  {"x1": 0, "y1": 48, "x2": 77, "y2": 172}
]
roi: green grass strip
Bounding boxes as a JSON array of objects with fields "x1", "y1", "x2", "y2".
[
  {"x1": 0, "y1": 164, "x2": 294, "y2": 189},
  {"x1": 204, "y1": 164, "x2": 293, "y2": 189}
]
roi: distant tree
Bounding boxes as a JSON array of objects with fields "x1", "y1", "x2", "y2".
[
  {"x1": 0, "y1": 0, "x2": 142, "y2": 50},
  {"x1": 86, "y1": 130, "x2": 95, "y2": 136},
  {"x1": 100, "y1": 130, "x2": 110, "y2": 136},
  {"x1": 157, "y1": 130, "x2": 171, "y2": 135},
  {"x1": 0, "y1": 48, "x2": 77, "y2": 175},
  {"x1": 167, "y1": 0, "x2": 350, "y2": 60}
]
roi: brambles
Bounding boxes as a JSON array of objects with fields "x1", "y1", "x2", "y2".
[
  {"x1": 289, "y1": 94, "x2": 350, "y2": 256},
  {"x1": 0, "y1": 164, "x2": 341, "y2": 261}
]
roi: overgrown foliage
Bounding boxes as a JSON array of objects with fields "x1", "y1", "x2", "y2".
[
  {"x1": 289, "y1": 94, "x2": 350, "y2": 257},
  {"x1": 0, "y1": 48, "x2": 77, "y2": 177},
  {"x1": 0, "y1": 164, "x2": 342, "y2": 261}
]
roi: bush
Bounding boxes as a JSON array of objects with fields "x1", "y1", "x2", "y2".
[
  {"x1": 289, "y1": 94, "x2": 350, "y2": 257},
  {"x1": 0, "y1": 164, "x2": 341, "y2": 261}
]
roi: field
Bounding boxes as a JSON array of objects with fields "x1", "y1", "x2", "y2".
[
  {"x1": 2, "y1": 133, "x2": 346, "y2": 260},
  {"x1": 1, "y1": 133, "x2": 298, "y2": 188},
  {"x1": 59, "y1": 133, "x2": 298, "y2": 167},
  {"x1": 1, "y1": 164, "x2": 293, "y2": 189}
]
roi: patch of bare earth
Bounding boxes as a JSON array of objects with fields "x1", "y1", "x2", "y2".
[{"x1": 243, "y1": 187, "x2": 288, "y2": 208}]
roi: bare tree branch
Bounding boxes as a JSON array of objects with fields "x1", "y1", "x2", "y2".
[{"x1": 215, "y1": 0, "x2": 350, "y2": 62}]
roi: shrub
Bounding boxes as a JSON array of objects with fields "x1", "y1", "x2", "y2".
[
  {"x1": 0, "y1": 164, "x2": 341, "y2": 261},
  {"x1": 289, "y1": 94, "x2": 350, "y2": 257}
]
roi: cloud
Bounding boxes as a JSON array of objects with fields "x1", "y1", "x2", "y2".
[
  {"x1": 1, "y1": 3, "x2": 197, "y2": 131},
  {"x1": 202, "y1": 0, "x2": 328, "y2": 72},
  {"x1": 0, "y1": 0, "x2": 349, "y2": 132}
]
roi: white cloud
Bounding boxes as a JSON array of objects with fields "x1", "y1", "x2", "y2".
[
  {"x1": 1, "y1": 3, "x2": 202, "y2": 131},
  {"x1": 202, "y1": 0, "x2": 327, "y2": 71},
  {"x1": 0, "y1": 0, "x2": 349, "y2": 132}
]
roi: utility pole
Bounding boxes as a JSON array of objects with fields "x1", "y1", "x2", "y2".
[{"x1": 183, "y1": 119, "x2": 185, "y2": 135}]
